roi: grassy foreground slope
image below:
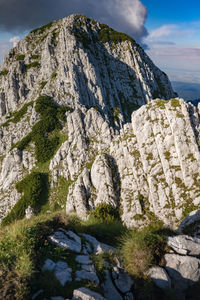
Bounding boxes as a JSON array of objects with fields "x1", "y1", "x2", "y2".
[{"x1": 0, "y1": 206, "x2": 178, "y2": 300}]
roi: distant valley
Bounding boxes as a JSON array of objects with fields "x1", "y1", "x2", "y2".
[{"x1": 172, "y1": 81, "x2": 200, "y2": 101}]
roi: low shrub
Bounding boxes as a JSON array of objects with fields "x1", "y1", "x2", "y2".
[
  {"x1": 91, "y1": 203, "x2": 120, "y2": 222},
  {"x1": 120, "y1": 222, "x2": 169, "y2": 277}
]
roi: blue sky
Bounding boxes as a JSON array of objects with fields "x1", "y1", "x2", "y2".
[
  {"x1": 142, "y1": 1, "x2": 200, "y2": 83},
  {"x1": 0, "y1": 0, "x2": 200, "y2": 84}
]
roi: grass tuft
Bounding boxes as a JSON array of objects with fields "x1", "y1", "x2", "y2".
[{"x1": 120, "y1": 222, "x2": 171, "y2": 277}]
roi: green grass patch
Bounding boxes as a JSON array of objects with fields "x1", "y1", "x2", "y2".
[
  {"x1": 31, "y1": 54, "x2": 40, "y2": 60},
  {"x1": 67, "y1": 214, "x2": 126, "y2": 247},
  {"x1": 12, "y1": 96, "x2": 73, "y2": 163},
  {"x1": 51, "y1": 71, "x2": 57, "y2": 79},
  {"x1": 2, "y1": 101, "x2": 33, "y2": 127},
  {"x1": 49, "y1": 177, "x2": 74, "y2": 209},
  {"x1": 0, "y1": 211, "x2": 122, "y2": 299},
  {"x1": 26, "y1": 61, "x2": 40, "y2": 70},
  {"x1": 90, "y1": 203, "x2": 120, "y2": 223},
  {"x1": 170, "y1": 98, "x2": 180, "y2": 108},
  {"x1": 156, "y1": 99, "x2": 166, "y2": 109},
  {"x1": 120, "y1": 222, "x2": 172, "y2": 278},
  {"x1": 0, "y1": 212, "x2": 65, "y2": 299},
  {"x1": 0, "y1": 209, "x2": 177, "y2": 299},
  {"x1": 164, "y1": 151, "x2": 170, "y2": 160},
  {"x1": 98, "y1": 24, "x2": 135, "y2": 45},
  {"x1": 1, "y1": 172, "x2": 48, "y2": 226},
  {"x1": 40, "y1": 81, "x2": 47, "y2": 89},
  {"x1": 16, "y1": 54, "x2": 25, "y2": 61},
  {"x1": 30, "y1": 21, "x2": 54, "y2": 34},
  {"x1": 0, "y1": 69, "x2": 8, "y2": 76},
  {"x1": 176, "y1": 112, "x2": 184, "y2": 118}
]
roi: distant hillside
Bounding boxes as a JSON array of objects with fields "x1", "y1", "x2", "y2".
[{"x1": 172, "y1": 81, "x2": 200, "y2": 101}]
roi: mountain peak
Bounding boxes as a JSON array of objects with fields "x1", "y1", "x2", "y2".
[{"x1": 0, "y1": 14, "x2": 176, "y2": 124}]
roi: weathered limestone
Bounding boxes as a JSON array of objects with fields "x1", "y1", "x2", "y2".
[
  {"x1": 147, "y1": 266, "x2": 171, "y2": 290},
  {"x1": 0, "y1": 14, "x2": 199, "y2": 231},
  {"x1": 48, "y1": 229, "x2": 82, "y2": 253},
  {"x1": 44, "y1": 229, "x2": 134, "y2": 299},
  {"x1": 167, "y1": 235, "x2": 200, "y2": 256},
  {"x1": 42, "y1": 259, "x2": 72, "y2": 286},
  {"x1": 72, "y1": 287, "x2": 106, "y2": 300},
  {"x1": 165, "y1": 254, "x2": 200, "y2": 290}
]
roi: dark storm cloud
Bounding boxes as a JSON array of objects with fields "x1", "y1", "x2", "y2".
[{"x1": 0, "y1": 0, "x2": 148, "y2": 41}]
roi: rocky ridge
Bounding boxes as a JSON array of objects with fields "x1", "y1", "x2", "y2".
[{"x1": 0, "y1": 14, "x2": 198, "y2": 231}]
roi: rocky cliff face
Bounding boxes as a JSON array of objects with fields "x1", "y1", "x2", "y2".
[
  {"x1": 0, "y1": 14, "x2": 175, "y2": 122},
  {"x1": 1, "y1": 14, "x2": 198, "y2": 229}
]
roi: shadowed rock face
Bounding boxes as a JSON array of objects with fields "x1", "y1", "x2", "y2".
[{"x1": 1, "y1": 15, "x2": 199, "y2": 229}]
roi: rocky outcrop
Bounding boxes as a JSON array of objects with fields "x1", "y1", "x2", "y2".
[
  {"x1": 147, "y1": 233, "x2": 200, "y2": 299},
  {"x1": 111, "y1": 98, "x2": 200, "y2": 227},
  {"x1": 34, "y1": 228, "x2": 134, "y2": 300},
  {"x1": 31, "y1": 227, "x2": 200, "y2": 299},
  {"x1": 0, "y1": 14, "x2": 199, "y2": 229},
  {"x1": 54, "y1": 98, "x2": 200, "y2": 228}
]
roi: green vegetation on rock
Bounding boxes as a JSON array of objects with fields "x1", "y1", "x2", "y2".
[
  {"x1": 2, "y1": 172, "x2": 48, "y2": 226},
  {"x1": 51, "y1": 71, "x2": 57, "y2": 79},
  {"x1": 30, "y1": 21, "x2": 54, "y2": 34},
  {"x1": 31, "y1": 54, "x2": 40, "y2": 60},
  {"x1": 2, "y1": 101, "x2": 33, "y2": 127},
  {"x1": 171, "y1": 98, "x2": 180, "y2": 108},
  {"x1": 98, "y1": 24, "x2": 135, "y2": 45},
  {"x1": 0, "y1": 69, "x2": 9, "y2": 76},
  {"x1": 26, "y1": 61, "x2": 40, "y2": 70},
  {"x1": 113, "y1": 107, "x2": 121, "y2": 122},
  {"x1": 40, "y1": 81, "x2": 47, "y2": 89},
  {"x1": 16, "y1": 54, "x2": 25, "y2": 61},
  {"x1": 120, "y1": 222, "x2": 171, "y2": 277},
  {"x1": 90, "y1": 202, "x2": 120, "y2": 223},
  {"x1": 13, "y1": 95, "x2": 73, "y2": 163},
  {"x1": 0, "y1": 212, "x2": 125, "y2": 298},
  {"x1": 73, "y1": 18, "x2": 135, "y2": 50}
]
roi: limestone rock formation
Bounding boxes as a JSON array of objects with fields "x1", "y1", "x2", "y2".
[
  {"x1": 0, "y1": 14, "x2": 175, "y2": 121},
  {"x1": 0, "y1": 14, "x2": 199, "y2": 230},
  {"x1": 36, "y1": 228, "x2": 134, "y2": 299}
]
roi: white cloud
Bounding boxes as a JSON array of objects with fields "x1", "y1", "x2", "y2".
[
  {"x1": 87, "y1": 0, "x2": 148, "y2": 39},
  {"x1": 112, "y1": 0, "x2": 148, "y2": 35},
  {"x1": 9, "y1": 36, "x2": 20, "y2": 47},
  {"x1": 149, "y1": 25, "x2": 178, "y2": 39}
]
